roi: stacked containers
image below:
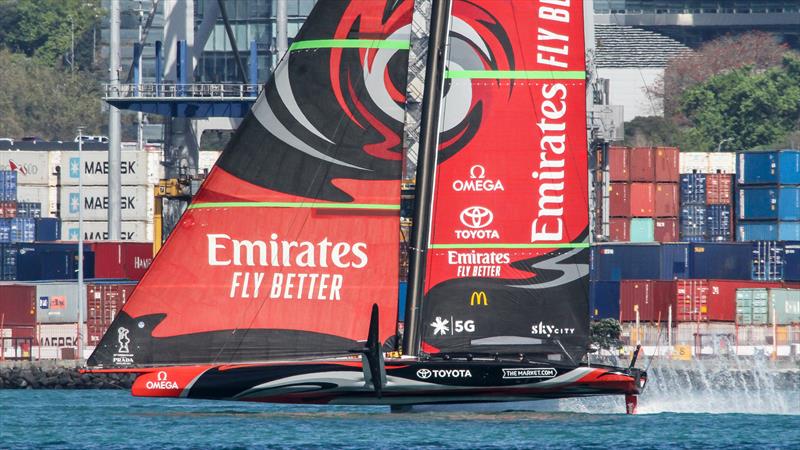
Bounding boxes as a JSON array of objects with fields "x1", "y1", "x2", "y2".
[
  {"x1": 736, "y1": 150, "x2": 800, "y2": 241},
  {"x1": 1, "y1": 152, "x2": 60, "y2": 240},
  {"x1": 86, "y1": 281, "x2": 136, "y2": 345},
  {"x1": 59, "y1": 151, "x2": 154, "y2": 242},
  {"x1": 607, "y1": 147, "x2": 679, "y2": 242},
  {"x1": 679, "y1": 159, "x2": 735, "y2": 242}
]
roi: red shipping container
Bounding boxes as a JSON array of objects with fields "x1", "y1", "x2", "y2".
[
  {"x1": 705, "y1": 279, "x2": 785, "y2": 322},
  {"x1": 609, "y1": 183, "x2": 631, "y2": 217},
  {"x1": 620, "y1": 280, "x2": 674, "y2": 322},
  {"x1": 630, "y1": 183, "x2": 655, "y2": 217},
  {"x1": 672, "y1": 280, "x2": 709, "y2": 322},
  {"x1": 654, "y1": 147, "x2": 679, "y2": 182},
  {"x1": 0, "y1": 285, "x2": 36, "y2": 326},
  {"x1": 608, "y1": 146, "x2": 630, "y2": 182},
  {"x1": 654, "y1": 183, "x2": 678, "y2": 217},
  {"x1": 86, "y1": 282, "x2": 136, "y2": 345},
  {"x1": 705, "y1": 173, "x2": 733, "y2": 205},
  {"x1": 654, "y1": 219, "x2": 678, "y2": 242},
  {"x1": 630, "y1": 147, "x2": 655, "y2": 181},
  {"x1": 91, "y1": 242, "x2": 153, "y2": 281},
  {"x1": 609, "y1": 218, "x2": 630, "y2": 241},
  {"x1": 0, "y1": 201, "x2": 17, "y2": 218}
]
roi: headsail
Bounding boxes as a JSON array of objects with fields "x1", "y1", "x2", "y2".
[
  {"x1": 418, "y1": 0, "x2": 590, "y2": 362},
  {"x1": 88, "y1": 0, "x2": 413, "y2": 367}
]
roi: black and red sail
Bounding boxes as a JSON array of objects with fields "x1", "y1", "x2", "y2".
[
  {"x1": 88, "y1": 0, "x2": 413, "y2": 367},
  {"x1": 419, "y1": 0, "x2": 590, "y2": 361}
]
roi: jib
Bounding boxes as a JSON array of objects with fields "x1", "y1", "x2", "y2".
[
  {"x1": 84, "y1": 196, "x2": 136, "y2": 209},
  {"x1": 85, "y1": 161, "x2": 136, "y2": 174}
]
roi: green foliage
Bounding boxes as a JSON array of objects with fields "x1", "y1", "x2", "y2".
[
  {"x1": 680, "y1": 55, "x2": 800, "y2": 151},
  {"x1": 624, "y1": 116, "x2": 680, "y2": 147},
  {"x1": 0, "y1": 0, "x2": 102, "y2": 68},
  {"x1": 0, "y1": 50, "x2": 104, "y2": 139},
  {"x1": 590, "y1": 319, "x2": 622, "y2": 351}
]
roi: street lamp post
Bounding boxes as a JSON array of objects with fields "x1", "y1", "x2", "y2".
[
  {"x1": 717, "y1": 137, "x2": 733, "y2": 152},
  {"x1": 77, "y1": 127, "x2": 84, "y2": 360}
]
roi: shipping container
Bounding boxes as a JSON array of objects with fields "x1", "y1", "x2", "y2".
[
  {"x1": 608, "y1": 182, "x2": 630, "y2": 217},
  {"x1": 769, "y1": 289, "x2": 800, "y2": 324},
  {"x1": 654, "y1": 218, "x2": 679, "y2": 242},
  {"x1": 679, "y1": 152, "x2": 736, "y2": 174},
  {"x1": 15, "y1": 185, "x2": 56, "y2": 216},
  {"x1": 751, "y1": 241, "x2": 784, "y2": 281},
  {"x1": 198, "y1": 150, "x2": 221, "y2": 175},
  {"x1": 0, "y1": 170, "x2": 18, "y2": 201},
  {"x1": 60, "y1": 220, "x2": 152, "y2": 242},
  {"x1": 590, "y1": 281, "x2": 620, "y2": 320},
  {"x1": 34, "y1": 218, "x2": 60, "y2": 241},
  {"x1": 15, "y1": 243, "x2": 95, "y2": 281},
  {"x1": 0, "y1": 284, "x2": 36, "y2": 326},
  {"x1": 737, "y1": 222, "x2": 800, "y2": 241},
  {"x1": 35, "y1": 282, "x2": 87, "y2": 324},
  {"x1": 591, "y1": 244, "x2": 661, "y2": 281},
  {"x1": 785, "y1": 244, "x2": 800, "y2": 282},
  {"x1": 35, "y1": 323, "x2": 87, "y2": 359},
  {"x1": 737, "y1": 150, "x2": 800, "y2": 185},
  {"x1": 689, "y1": 243, "x2": 752, "y2": 280},
  {"x1": 619, "y1": 280, "x2": 672, "y2": 322},
  {"x1": 671, "y1": 279, "x2": 710, "y2": 322},
  {"x1": 630, "y1": 218, "x2": 655, "y2": 242},
  {"x1": 0, "y1": 151, "x2": 56, "y2": 185},
  {"x1": 706, "y1": 204, "x2": 732, "y2": 241},
  {"x1": 737, "y1": 187, "x2": 800, "y2": 221},
  {"x1": 659, "y1": 243, "x2": 690, "y2": 279},
  {"x1": 59, "y1": 151, "x2": 149, "y2": 186},
  {"x1": 654, "y1": 183, "x2": 678, "y2": 217},
  {"x1": 736, "y1": 289, "x2": 770, "y2": 325},
  {"x1": 86, "y1": 281, "x2": 136, "y2": 345},
  {"x1": 654, "y1": 147, "x2": 679, "y2": 182},
  {"x1": 10, "y1": 217, "x2": 35, "y2": 242},
  {"x1": 0, "y1": 201, "x2": 16, "y2": 218},
  {"x1": 1, "y1": 243, "x2": 18, "y2": 280},
  {"x1": 630, "y1": 147, "x2": 655, "y2": 181},
  {"x1": 608, "y1": 146, "x2": 629, "y2": 182},
  {"x1": 680, "y1": 204, "x2": 706, "y2": 240},
  {"x1": 679, "y1": 173, "x2": 706, "y2": 205},
  {"x1": 398, "y1": 281, "x2": 407, "y2": 322},
  {"x1": 0, "y1": 219, "x2": 9, "y2": 243},
  {"x1": 705, "y1": 173, "x2": 733, "y2": 205},
  {"x1": 59, "y1": 186, "x2": 152, "y2": 221},
  {"x1": 630, "y1": 183, "x2": 655, "y2": 217},
  {"x1": 15, "y1": 202, "x2": 41, "y2": 218},
  {"x1": 91, "y1": 242, "x2": 153, "y2": 281},
  {"x1": 609, "y1": 218, "x2": 629, "y2": 242}
]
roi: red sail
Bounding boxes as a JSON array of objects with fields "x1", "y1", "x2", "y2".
[
  {"x1": 420, "y1": 0, "x2": 590, "y2": 360},
  {"x1": 88, "y1": 0, "x2": 413, "y2": 367}
]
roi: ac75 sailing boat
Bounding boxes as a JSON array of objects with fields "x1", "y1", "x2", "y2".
[{"x1": 87, "y1": 0, "x2": 646, "y2": 413}]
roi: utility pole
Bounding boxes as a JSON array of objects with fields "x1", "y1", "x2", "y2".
[
  {"x1": 276, "y1": 0, "x2": 288, "y2": 61},
  {"x1": 108, "y1": 0, "x2": 122, "y2": 241},
  {"x1": 77, "y1": 126, "x2": 85, "y2": 359},
  {"x1": 137, "y1": 0, "x2": 145, "y2": 152}
]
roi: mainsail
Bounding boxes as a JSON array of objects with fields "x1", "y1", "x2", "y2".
[
  {"x1": 89, "y1": 0, "x2": 413, "y2": 367},
  {"x1": 417, "y1": 0, "x2": 591, "y2": 361}
]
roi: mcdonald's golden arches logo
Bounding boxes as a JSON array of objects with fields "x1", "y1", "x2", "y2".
[{"x1": 470, "y1": 291, "x2": 488, "y2": 306}]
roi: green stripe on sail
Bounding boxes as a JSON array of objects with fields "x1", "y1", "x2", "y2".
[
  {"x1": 429, "y1": 243, "x2": 590, "y2": 249},
  {"x1": 446, "y1": 70, "x2": 586, "y2": 80},
  {"x1": 289, "y1": 39, "x2": 410, "y2": 51},
  {"x1": 188, "y1": 201, "x2": 399, "y2": 210}
]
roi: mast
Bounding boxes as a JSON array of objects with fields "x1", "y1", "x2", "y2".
[{"x1": 402, "y1": 0, "x2": 452, "y2": 357}]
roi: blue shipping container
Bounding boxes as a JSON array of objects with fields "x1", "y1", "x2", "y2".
[
  {"x1": 10, "y1": 217, "x2": 35, "y2": 242},
  {"x1": 398, "y1": 281, "x2": 407, "y2": 322},
  {"x1": 1, "y1": 243, "x2": 18, "y2": 280},
  {"x1": 680, "y1": 204, "x2": 706, "y2": 240},
  {"x1": 591, "y1": 244, "x2": 661, "y2": 281},
  {"x1": 15, "y1": 243, "x2": 95, "y2": 281},
  {"x1": 706, "y1": 204, "x2": 732, "y2": 241},
  {"x1": 751, "y1": 241, "x2": 784, "y2": 281},
  {"x1": 737, "y1": 150, "x2": 800, "y2": 185},
  {"x1": 680, "y1": 173, "x2": 707, "y2": 205},
  {"x1": 0, "y1": 218, "x2": 10, "y2": 242},
  {"x1": 590, "y1": 281, "x2": 620, "y2": 320},
  {"x1": 659, "y1": 243, "x2": 690, "y2": 279},
  {"x1": 738, "y1": 187, "x2": 800, "y2": 221},
  {"x1": 34, "y1": 218, "x2": 60, "y2": 242},
  {"x1": 689, "y1": 242, "x2": 752, "y2": 280},
  {"x1": 785, "y1": 243, "x2": 800, "y2": 282},
  {"x1": 0, "y1": 170, "x2": 18, "y2": 201},
  {"x1": 738, "y1": 221, "x2": 800, "y2": 241}
]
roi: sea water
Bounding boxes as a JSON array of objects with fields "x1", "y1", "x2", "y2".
[{"x1": 1, "y1": 389, "x2": 798, "y2": 449}]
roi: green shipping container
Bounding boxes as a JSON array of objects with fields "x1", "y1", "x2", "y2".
[
  {"x1": 736, "y1": 288, "x2": 770, "y2": 325},
  {"x1": 630, "y1": 218, "x2": 655, "y2": 242},
  {"x1": 769, "y1": 289, "x2": 800, "y2": 324}
]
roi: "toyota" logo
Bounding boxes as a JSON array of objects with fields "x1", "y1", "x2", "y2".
[
  {"x1": 459, "y1": 206, "x2": 493, "y2": 229},
  {"x1": 416, "y1": 368, "x2": 432, "y2": 379}
]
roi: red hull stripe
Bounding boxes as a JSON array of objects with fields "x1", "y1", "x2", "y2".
[
  {"x1": 290, "y1": 39, "x2": 410, "y2": 51},
  {"x1": 446, "y1": 70, "x2": 586, "y2": 79},
  {"x1": 188, "y1": 201, "x2": 399, "y2": 210}
]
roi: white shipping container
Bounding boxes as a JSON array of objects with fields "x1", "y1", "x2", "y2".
[
  {"x1": 35, "y1": 323, "x2": 87, "y2": 359},
  {"x1": 0, "y1": 150, "x2": 58, "y2": 185},
  {"x1": 146, "y1": 148, "x2": 164, "y2": 184},
  {"x1": 35, "y1": 283, "x2": 87, "y2": 324},
  {"x1": 59, "y1": 185, "x2": 153, "y2": 221},
  {"x1": 60, "y1": 151, "x2": 149, "y2": 186},
  {"x1": 60, "y1": 220, "x2": 152, "y2": 242},
  {"x1": 199, "y1": 150, "x2": 221, "y2": 174},
  {"x1": 679, "y1": 152, "x2": 736, "y2": 174},
  {"x1": 16, "y1": 185, "x2": 57, "y2": 216}
]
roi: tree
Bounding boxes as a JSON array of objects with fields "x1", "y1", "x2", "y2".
[
  {"x1": 0, "y1": 0, "x2": 102, "y2": 69},
  {"x1": 0, "y1": 50, "x2": 105, "y2": 139},
  {"x1": 658, "y1": 32, "x2": 793, "y2": 119},
  {"x1": 681, "y1": 55, "x2": 800, "y2": 151},
  {"x1": 624, "y1": 116, "x2": 680, "y2": 147},
  {"x1": 590, "y1": 319, "x2": 622, "y2": 352}
]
